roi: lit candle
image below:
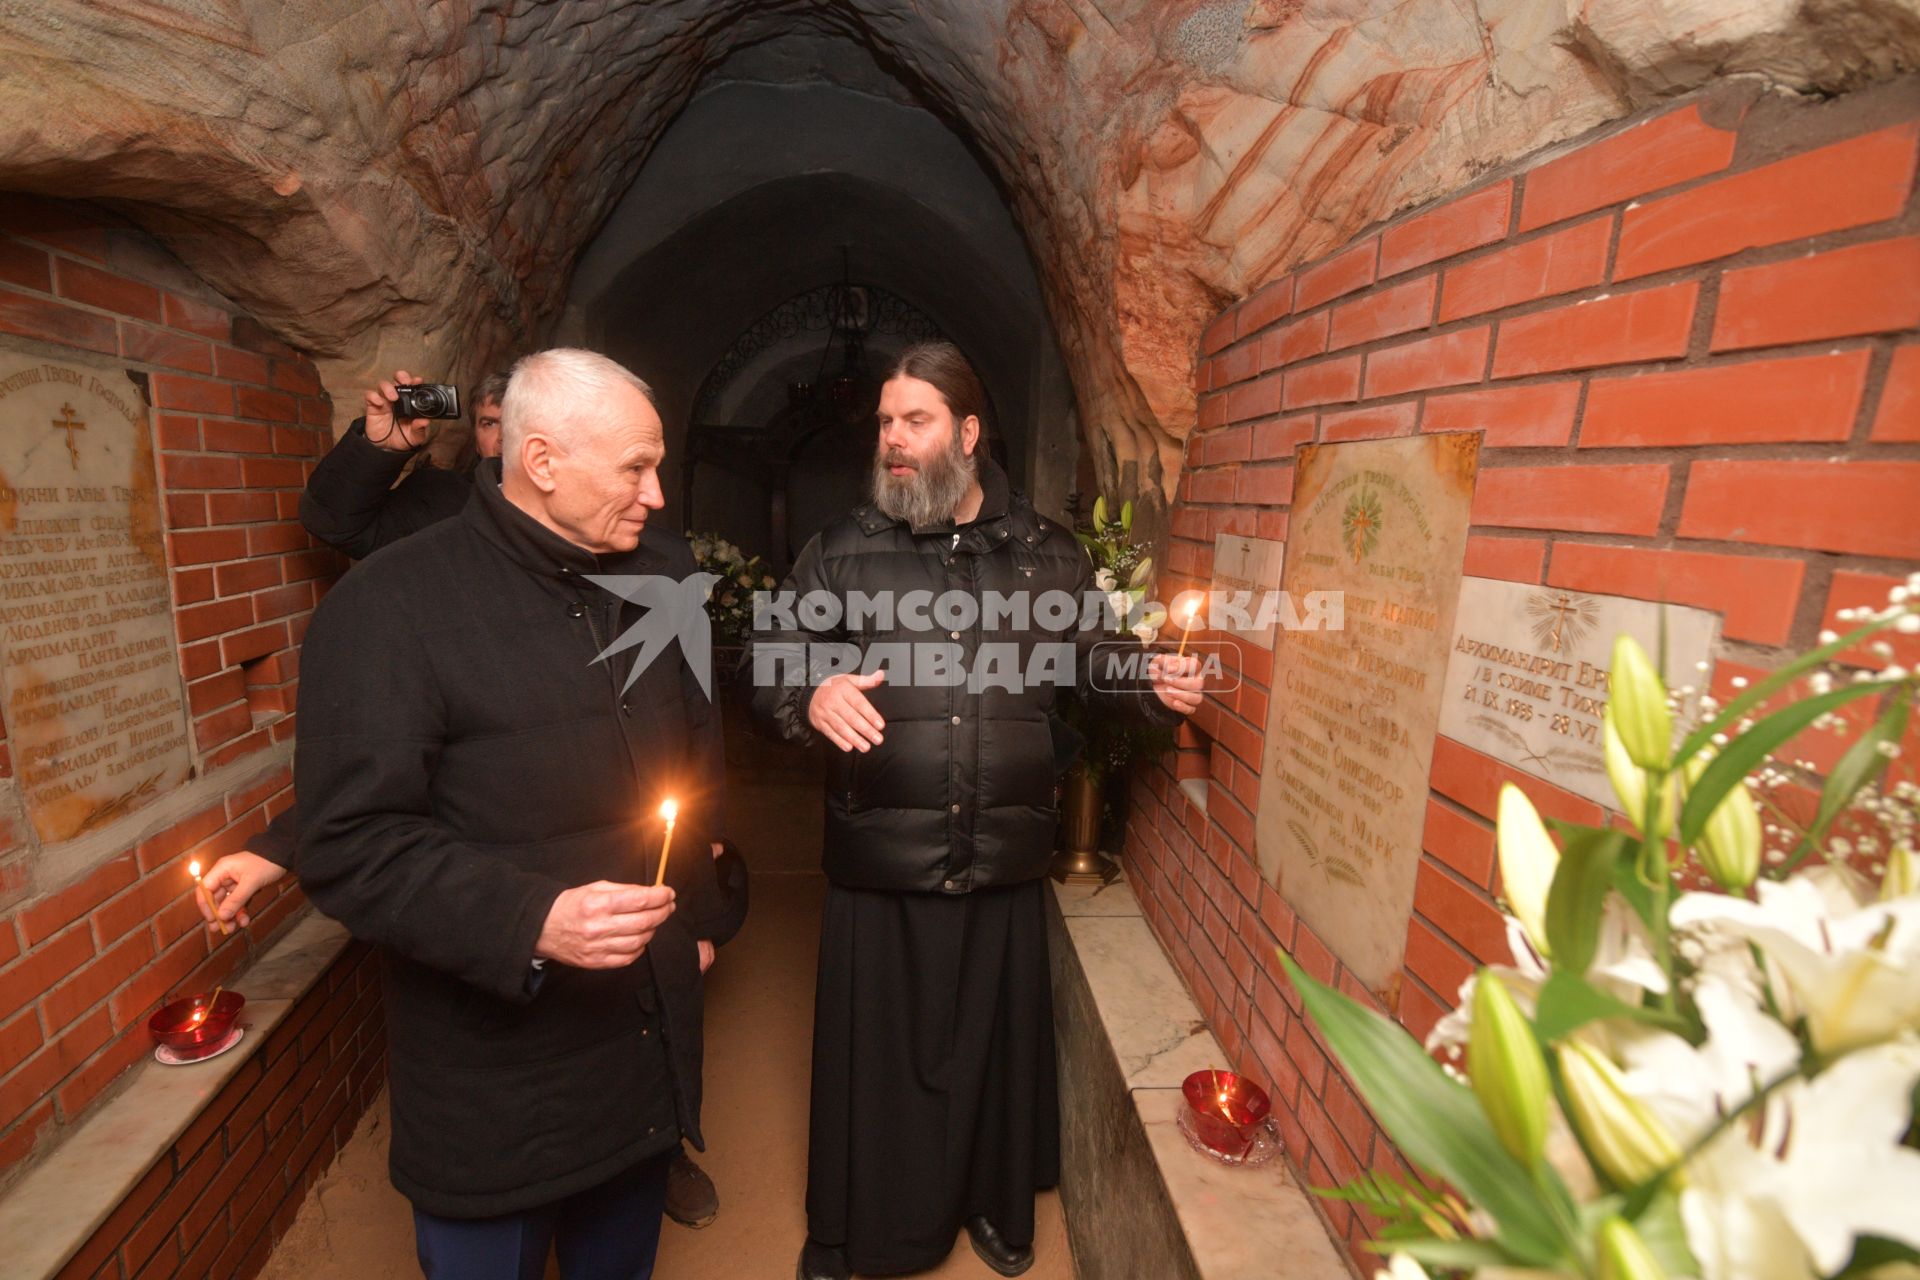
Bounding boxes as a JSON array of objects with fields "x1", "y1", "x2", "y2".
[
  {"x1": 192, "y1": 984, "x2": 224, "y2": 1027},
  {"x1": 188, "y1": 860, "x2": 231, "y2": 937},
  {"x1": 652, "y1": 799, "x2": 679, "y2": 888},
  {"x1": 1175, "y1": 594, "x2": 1202, "y2": 658}
]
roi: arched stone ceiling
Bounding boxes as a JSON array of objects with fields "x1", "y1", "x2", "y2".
[{"x1": 2, "y1": 0, "x2": 1914, "y2": 504}]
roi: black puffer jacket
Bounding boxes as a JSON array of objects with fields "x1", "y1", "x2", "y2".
[
  {"x1": 747, "y1": 459, "x2": 1176, "y2": 893},
  {"x1": 296, "y1": 471, "x2": 728, "y2": 1218}
]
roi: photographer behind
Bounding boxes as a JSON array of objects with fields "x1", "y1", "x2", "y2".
[{"x1": 299, "y1": 369, "x2": 507, "y2": 560}]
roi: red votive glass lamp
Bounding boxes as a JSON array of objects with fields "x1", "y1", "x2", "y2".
[
  {"x1": 148, "y1": 990, "x2": 245, "y2": 1060},
  {"x1": 1181, "y1": 1069, "x2": 1270, "y2": 1158}
]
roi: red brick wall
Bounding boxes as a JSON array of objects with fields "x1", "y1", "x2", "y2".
[
  {"x1": 1126, "y1": 81, "x2": 1920, "y2": 1271},
  {"x1": 54, "y1": 941, "x2": 384, "y2": 1280},
  {"x1": 0, "y1": 197, "x2": 356, "y2": 1187}
]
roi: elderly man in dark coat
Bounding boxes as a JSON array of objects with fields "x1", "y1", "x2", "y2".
[
  {"x1": 295, "y1": 348, "x2": 730, "y2": 1279},
  {"x1": 749, "y1": 341, "x2": 1204, "y2": 1280}
]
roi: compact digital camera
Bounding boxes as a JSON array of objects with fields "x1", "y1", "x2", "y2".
[{"x1": 393, "y1": 382, "x2": 462, "y2": 420}]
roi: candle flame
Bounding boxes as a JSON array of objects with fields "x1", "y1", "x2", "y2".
[
  {"x1": 188, "y1": 860, "x2": 202, "y2": 879},
  {"x1": 659, "y1": 799, "x2": 678, "y2": 822},
  {"x1": 1184, "y1": 598, "x2": 1200, "y2": 621}
]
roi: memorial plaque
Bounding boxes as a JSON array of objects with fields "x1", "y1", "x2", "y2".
[
  {"x1": 1439, "y1": 577, "x2": 1720, "y2": 811},
  {"x1": 1210, "y1": 534, "x2": 1285, "y2": 648},
  {"x1": 1256, "y1": 432, "x2": 1479, "y2": 995},
  {"x1": 0, "y1": 347, "x2": 192, "y2": 843}
]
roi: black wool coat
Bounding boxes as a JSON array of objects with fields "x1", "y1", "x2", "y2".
[
  {"x1": 298, "y1": 417, "x2": 472, "y2": 560},
  {"x1": 295, "y1": 471, "x2": 729, "y2": 1218},
  {"x1": 747, "y1": 459, "x2": 1178, "y2": 894}
]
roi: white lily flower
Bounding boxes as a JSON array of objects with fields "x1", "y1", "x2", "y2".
[
  {"x1": 1373, "y1": 1255, "x2": 1427, "y2": 1280},
  {"x1": 1681, "y1": 1039, "x2": 1920, "y2": 1279},
  {"x1": 1671, "y1": 872, "x2": 1920, "y2": 1055},
  {"x1": 1131, "y1": 622, "x2": 1159, "y2": 646},
  {"x1": 1094, "y1": 568, "x2": 1117, "y2": 592},
  {"x1": 1106, "y1": 589, "x2": 1133, "y2": 626}
]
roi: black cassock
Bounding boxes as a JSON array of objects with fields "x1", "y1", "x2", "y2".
[{"x1": 806, "y1": 879, "x2": 1060, "y2": 1275}]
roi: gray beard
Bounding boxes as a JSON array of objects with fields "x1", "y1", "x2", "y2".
[{"x1": 871, "y1": 434, "x2": 978, "y2": 529}]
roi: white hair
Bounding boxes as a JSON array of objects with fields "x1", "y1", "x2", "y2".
[{"x1": 500, "y1": 348, "x2": 655, "y2": 467}]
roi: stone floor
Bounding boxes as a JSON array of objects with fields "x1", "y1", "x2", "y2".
[{"x1": 257, "y1": 873, "x2": 1076, "y2": 1280}]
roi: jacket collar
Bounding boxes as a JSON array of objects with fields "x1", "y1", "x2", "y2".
[
  {"x1": 852, "y1": 453, "x2": 1044, "y2": 549},
  {"x1": 467, "y1": 459, "x2": 663, "y2": 580}
]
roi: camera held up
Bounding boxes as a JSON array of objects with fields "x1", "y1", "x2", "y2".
[{"x1": 393, "y1": 382, "x2": 461, "y2": 420}]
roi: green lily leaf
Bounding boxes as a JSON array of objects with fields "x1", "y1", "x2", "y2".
[
  {"x1": 1277, "y1": 953, "x2": 1581, "y2": 1268},
  {"x1": 1676, "y1": 615, "x2": 1903, "y2": 764},
  {"x1": 1780, "y1": 690, "x2": 1911, "y2": 875},
  {"x1": 1678, "y1": 681, "x2": 1899, "y2": 845},
  {"x1": 1544, "y1": 827, "x2": 1632, "y2": 977},
  {"x1": 1533, "y1": 971, "x2": 1685, "y2": 1045}
]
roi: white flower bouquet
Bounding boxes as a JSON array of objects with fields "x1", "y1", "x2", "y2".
[{"x1": 1282, "y1": 579, "x2": 1920, "y2": 1280}]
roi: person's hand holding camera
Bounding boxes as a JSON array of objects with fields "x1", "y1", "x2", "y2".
[{"x1": 363, "y1": 369, "x2": 436, "y2": 452}]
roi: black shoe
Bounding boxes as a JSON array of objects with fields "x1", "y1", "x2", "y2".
[
  {"x1": 796, "y1": 1238, "x2": 851, "y2": 1280},
  {"x1": 664, "y1": 1148, "x2": 718, "y2": 1228},
  {"x1": 965, "y1": 1217, "x2": 1034, "y2": 1277}
]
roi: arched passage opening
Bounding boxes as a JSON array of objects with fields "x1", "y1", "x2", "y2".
[{"x1": 561, "y1": 65, "x2": 1080, "y2": 554}]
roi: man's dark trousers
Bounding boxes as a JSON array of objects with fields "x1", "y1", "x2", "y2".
[{"x1": 412, "y1": 1150, "x2": 674, "y2": 1280}]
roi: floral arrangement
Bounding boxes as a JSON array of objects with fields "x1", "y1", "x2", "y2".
[
  {"x1": 1281, "y1": 579, "x2": 1920, "y2": 1280},
  {"x1": 1073, "y1": 495, "x2": 1164, "y2": 644},
  {"x1": 1062, "y1": 493, "x2": 1175, "y2": 788},
  {"x1": 687, "y1": 532, "x2": 776, "y2": 645}
]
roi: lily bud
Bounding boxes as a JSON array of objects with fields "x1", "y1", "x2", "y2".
[
  {"x1": 1883, "y1": 843, "x2": 1917, "y2": 902},
  {"x1": 1468, "y1": 973, "x2": 1550, "y2": 1167},
  {"x1": 1596, "y1": 1216, "x2": 1668, "y2": 1280},
  {"x1": 1683, "y1": 751, "x2": 1761, "y2": 892},
  {"x1": 1556, "y1": 1040, "x2": 1684, "y2": 1189},
  {"x1": 1609, "y1": 635, "x2": 1672, "y2": 770},
  {"x1": 1497, "y1": 784, "x2": 1559, "y2": 958},
  {"x1": 1603, "y1": 710, "x2": 1674, "y2": 840}
]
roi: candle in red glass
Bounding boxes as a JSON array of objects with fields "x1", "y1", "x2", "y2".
[{"x1": 1182, "y1": 1069, "x2": 1270, "y2": 1157}]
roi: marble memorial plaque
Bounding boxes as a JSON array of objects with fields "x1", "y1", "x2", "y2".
[
  {"x1": 0, "y1": 346, "x2": 192, "y2": 843},
  {"x1": 1256, "y1": 432, "x2": 1479, "y2": 996},
  {"x1": 1209, "y1": 534, "x2": 1285, "y2": 648},
  {"x1": 1439, "y1": 578, "x2": 1720, "y2": 811}
]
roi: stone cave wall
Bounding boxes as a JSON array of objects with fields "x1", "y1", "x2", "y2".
[
  {"x1": 1122, "y1": 78, "x2": 1920, "y2": 1271},
  {"x1": 3, "y1": 1, "x2": 1916, "y2": 517}
]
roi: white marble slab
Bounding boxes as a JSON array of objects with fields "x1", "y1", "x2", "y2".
[
  {"x1": 1135, "y1": 1089, "x2": 1352, "y2": 1279},
  {"x1": 0, "y1": 916, "x2": 350, "y2": 1279},
  {"x1": 1051, "y1": 875, "x2": 1143, "y2": 918},
  {"x1": 1066, "y1": 915, "x2": 1224, "y2": 1089},
  {"x1": 1439, "y1": 576, "x2": 1720, "y2": 811},
  {"x1": 233, "y1": 914, "x2": 351, "y2": 1002}
]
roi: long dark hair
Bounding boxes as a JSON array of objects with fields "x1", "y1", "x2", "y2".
[{"x1": 886, "y1": 342, "x2": 988, "y2": 443}]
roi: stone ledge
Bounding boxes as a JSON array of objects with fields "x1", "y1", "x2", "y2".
[
  {"x1": 1048, "y1": 874, "x2": 1353, "y2": 1280},
  {"x1": 0, "y1": 912, "x2": 349, "y2": 1279}
]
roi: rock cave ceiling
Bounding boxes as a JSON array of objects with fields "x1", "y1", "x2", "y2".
[{"x1": 1, "y1": 0, "x2": 1916, "y2": 503}]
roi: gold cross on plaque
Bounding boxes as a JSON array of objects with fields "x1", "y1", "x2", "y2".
[
  {"x1": 52, "y1": 403, "x2": 86, "y2": 470},
  {"x1": 1540, "y1": 591, "x2": 1580, "y2": 653}
]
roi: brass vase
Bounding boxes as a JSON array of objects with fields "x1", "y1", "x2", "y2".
[{"x1": 1050, "y1": 761, "x2": 1117, "y2": 884}]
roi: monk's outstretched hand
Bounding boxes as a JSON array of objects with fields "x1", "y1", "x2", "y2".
[{"x1": 810, "y1": 668, "x2": 888, "y2": 753}]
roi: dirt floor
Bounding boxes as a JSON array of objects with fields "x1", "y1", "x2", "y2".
[{"x1": 257, "y1": 873, "x2": 1076, "y2": 1280}]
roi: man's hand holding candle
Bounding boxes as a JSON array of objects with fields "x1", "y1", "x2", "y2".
[
  {"x1": 1148, "y1": 652, "x2": 1204, "y2": 716},
  {"x1": 195, "y1": 851, "x2": 287, "y2": 931},
  {"x1": 534, "y1": 881, "x2": 676, "y2": 969}
]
